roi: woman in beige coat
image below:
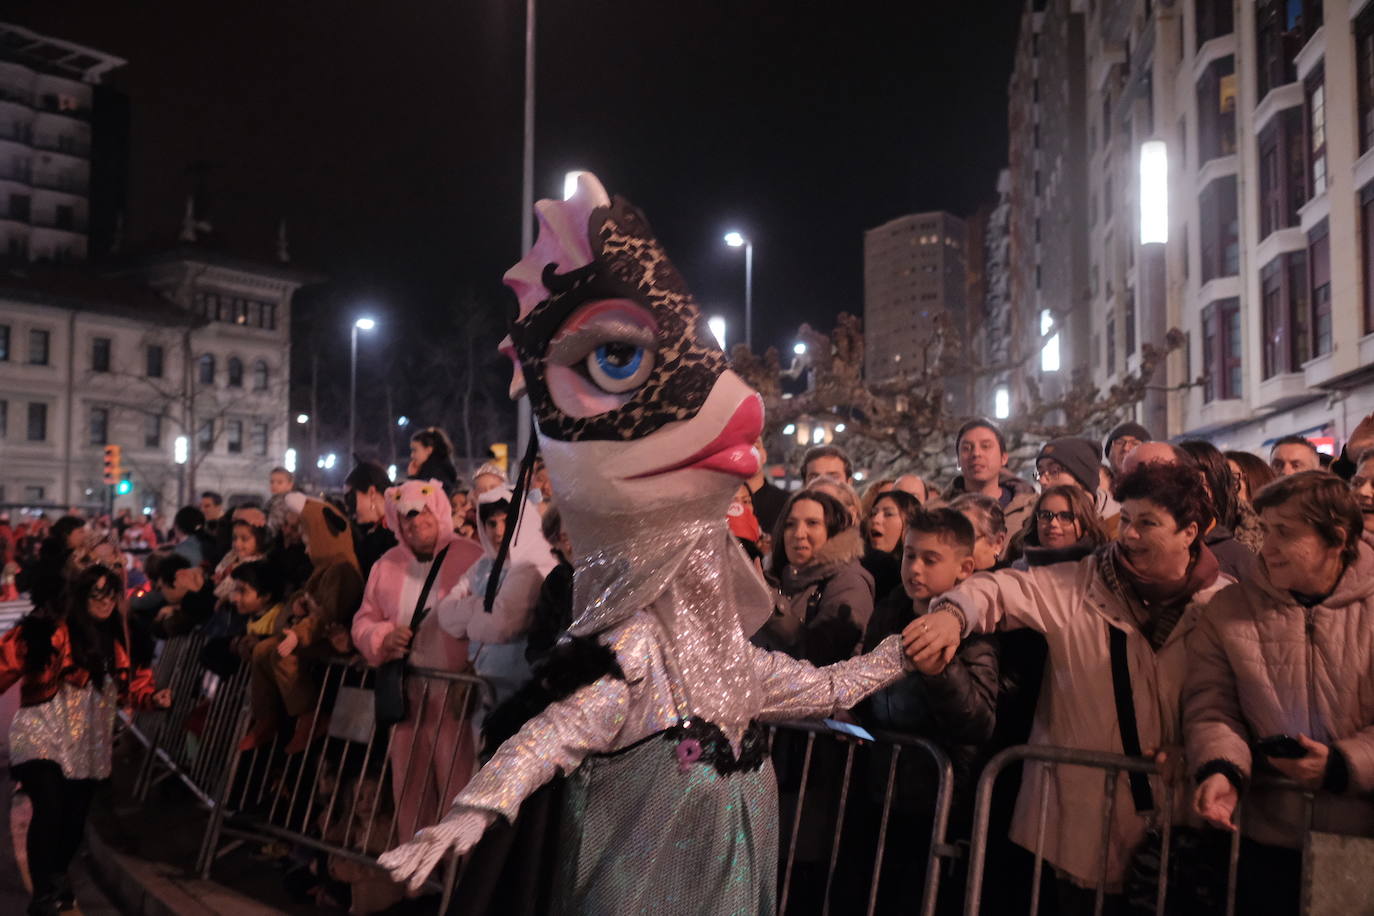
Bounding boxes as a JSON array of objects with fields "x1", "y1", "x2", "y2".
[
  {"x1": 905, "y1": 462, "x2": 1232, "y2": 908},
  {"x1": 1184, "y1": 470, "x2": 1374, "y2": 915}
]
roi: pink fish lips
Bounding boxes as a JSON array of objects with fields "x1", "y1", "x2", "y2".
[{"x1": 629, "y1": 395, "x2": 764, "y2": 480}]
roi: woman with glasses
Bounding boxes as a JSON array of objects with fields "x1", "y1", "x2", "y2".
[
  {"x1": 1012, "y1": 485, "x2": 1111, "y2": 571},
  {"x1": 1, "y1": 564, "x2": 172, "y2": 915}
]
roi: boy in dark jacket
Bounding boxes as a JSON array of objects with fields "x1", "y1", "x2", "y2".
[{"x1": 850, "y1": 508, "x2": 1000, "y2": 914}]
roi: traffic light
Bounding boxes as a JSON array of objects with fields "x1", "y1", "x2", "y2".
[
  {"x1": 116, "y1": 473, "x2": 133, "y2": 496},
  {"x1": 490, "y1": 442, "x2": 509, "y2": 473},
  {"x1": 102, "y1": 444, "x2": 122, "y2": 486}
]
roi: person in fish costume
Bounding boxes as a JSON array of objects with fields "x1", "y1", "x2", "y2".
[{"x1": 378, "y1": 173, "x2": 921, "y2": 914}]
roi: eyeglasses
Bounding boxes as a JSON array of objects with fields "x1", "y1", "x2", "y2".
[{"x1": 1036, "y1": 510, "x2": 1076, "y2": 525}]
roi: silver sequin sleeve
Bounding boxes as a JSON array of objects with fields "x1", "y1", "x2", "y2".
[
  {"x1": 446, "y1": 673, "x2": 632, "y2": 823},
  {"x1": 749, "y1": 634, "x2": 910, "y2": 722}
]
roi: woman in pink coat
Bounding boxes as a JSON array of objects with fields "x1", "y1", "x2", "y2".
[{"x1": 351, "y1": 479, "x2": 484, "y2": 839}]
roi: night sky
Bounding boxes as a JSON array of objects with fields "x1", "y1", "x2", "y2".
[{"x1": 12, "y1": 1, "x2": 1021, "y2": 357}]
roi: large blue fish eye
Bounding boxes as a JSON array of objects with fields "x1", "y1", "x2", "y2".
[{"x1": 586, "y1": 341, "x2": 654, "y2": 393}]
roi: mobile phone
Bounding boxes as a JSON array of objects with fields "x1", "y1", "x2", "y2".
[
  {"x1": 1256, "y1": 734, "x2": 1307, "y2": 759},
  {"x1": 823, "y1": 719, "x2": 876, "y2": 743}
]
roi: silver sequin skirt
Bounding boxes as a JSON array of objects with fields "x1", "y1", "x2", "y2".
[{"x1": 554, "y1": 731, "x2": 779, "y2": 915}]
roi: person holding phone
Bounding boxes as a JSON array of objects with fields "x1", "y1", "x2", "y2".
[{"x1": 1183, "y1": 471, "x2": 1374, "y2": 915}]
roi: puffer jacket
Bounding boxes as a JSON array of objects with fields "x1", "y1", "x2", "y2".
[
  {"x1": 1183, "y1": 536, "x2": 1374, "y2": 848},
  {"x1": 757, "y1": 527, "x2": 874, "y2": 666},
  {"x1": 935, "y1": 552, "x2": 1232, "y2": 888}
]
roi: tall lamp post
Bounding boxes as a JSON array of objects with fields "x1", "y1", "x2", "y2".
[
  {"x1": 723, "y1": 231, "x2": 753, "y2": 350},
  {"x1": 349, "y1": 317, "x2": 377, "y2": 464}
]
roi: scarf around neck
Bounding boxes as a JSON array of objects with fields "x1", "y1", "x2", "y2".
[{"x1": 1098, "y1": 541, "x2": 1219, "y2": 649}]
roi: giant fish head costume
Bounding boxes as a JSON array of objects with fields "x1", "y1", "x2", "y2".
[
  {"x1": 502, "y1": 172, "x2": 772, "y2": 663},
  {"x1": 503, "y1": 172, "x2": 762, "y2": 519}
]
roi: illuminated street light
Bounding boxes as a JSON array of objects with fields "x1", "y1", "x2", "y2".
[
  {"x1": 324, "y1": 453, "x2": 337, "y2": 470},
  {"x1": 563, "y1": 170, "x2": 586, "y2": 201},
  {"x1": 173, "y1": 436, "x2": 188, "y2": 465},
  {"x1": 835, "y1": 423, "x2": 846, "y2": 433},
  {"x1": 723, "y1": 231, "x2": 753, "y2": 348},
  {"x1": 1139, "y1": 140, "x2": 1168, "y2": 245},
  {"x1": 783, "y1": 423, "x2": 796, "y2": 435},
  {"x1": 708, "y1": 316, "x2": 727, "y2": 350},
  {"x1": 397, "y1": 415, "x2": 409, "y2": 427},
  {"x1": 793, "y1": 342, "x2": 807, "y2": 356},
  {"x1": 387, "y1": 464, "x2": 397, "y2": 481},
  {"x1": 994, "y1": 387, "x2": 1011, "y2": 420},
  {"x1": 296, "y1": 413, "x2": 309, "y2": 425},
  {"x1": 285, "y1": 448, "x2": 297, "y2": 473},
  {"x1": 350, "y1": 315, "x2": 378, "y2": 460}
]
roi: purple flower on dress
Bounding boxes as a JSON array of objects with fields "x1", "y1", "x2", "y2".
[{"x1": 676, "y1": 738, "x2": 703, "y2": 772}]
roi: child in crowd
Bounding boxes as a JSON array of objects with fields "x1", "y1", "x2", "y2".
[
  {"x1": 269, "y1": 467, "x2": 295, "y2": 496},
  {"x1": 1, "y1": 564, "x2": 171, "y2": 915},
  {"x1": 213, "y1": 520, "x2": 271, "y2": 605},
  {"x1": 855, "y1": 508, "x2": 1000, "y2": 914},
  {"x1": 230, "y1": 560, "x2": 288, "y2": 659}
]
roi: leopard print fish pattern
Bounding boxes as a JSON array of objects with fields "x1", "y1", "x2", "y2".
[{"x1": 508, "y1": 197, "x2": 728, "y2": 442}]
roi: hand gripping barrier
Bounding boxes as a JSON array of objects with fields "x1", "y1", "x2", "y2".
[
  {"x1": 770, "y1": 720, "x2": 957, "y2": 916},
  {"x1": 196, "y1": 657, "x2": 492, "y2": 911},
  {"x1": 961, "y1": 745, "x2": 1327, "y2": 916}
]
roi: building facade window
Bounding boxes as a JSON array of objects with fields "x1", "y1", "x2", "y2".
[
  {"x1": 197, "y1": 419, "x2": 214, "y2": 454},
  {"x1": 1306, "y1": 68, "x2": 1327, "y2": 198},
  {"x1": 252, "y1": 360, "x2": 269, "y2": 391},
  {"x1": 146, "y1": 345, "x2": 164, "y2": 379},
  {"x1": 251, "y1": 421, "x2": 268, "y2": 457},
  {"x1": 1364, "y1": 183, "x2": 1374, "y2": 334},
  {"x1": 89, "y1": 406, "x2": 108, "y2": 446},
  {"x1": 91, "y1": 337, "x2": 110, "y2": 373},
  {"x1": 28, "y1": 329, "x2": 49, "y2": 366},
  {"x1": 1359, "y1": 7, "x2": 1374, "y2": 154},
  {"x1": 1257, "y1": 0, "x2": 1302, "y2": 99},
  {"x1": 1197, "y1": 56, "x2": 1237, "y2": 163},
  {"x1": 27, "y1": 402, "x2": 46, "y2": 441},
  {"x1": 0, "y1": 324, "x2": 8, "y2": 361},
  {"x1": 1125, "y1": 292, "x2": 1137, "y2": 355},
  {"x1": 0, "y1": 399, "x2": 6, "y2": 438},
  {"x1": 1261, "y1": 251, "x2": 1309, "y2": 378},
  {"x1": 1200, "y1": 176, "x2": 1240, "y2": 282},
  {"x1": 191, "y1": 292, "x2": 278, "y2": 330},
  {"x1": 1106, "y1": 314, "x2": 1117, "y2": 375},
  {"x1": 24, "y1": 486, "x2": 43, "y2": 502},
  {"x1": 227, "y1": 357, "x2": 243, "y2": 388},
  {"x1": 1258, "y1": 108, "x2": 1306, "y2": 239},
  {"x1": 198, "y1": 354, "x2": 215, "y2": 386},
  {"x1": 1196, "y1": 0, "x2": 1234, "y2": 48},
  {"x1": 144, "y1": 413, "x2": 161, "y2": 449},
  {"x1": 226, "y1": 419, "x2": 243, "y2": 454},
  {"x1": 1202, "y1": 298, "x2": 1242, "y2": 402},
  {"x1": 1309, "y1": 219, "x2": 1332, "y2": 357}
]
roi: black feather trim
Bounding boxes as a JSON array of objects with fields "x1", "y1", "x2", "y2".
[
  {"x1": 482, "y1": 636, "x2": 624, "y2": 752},
  {"x1": 18, "y1": 614, "x2": 57, "y2": 676}
]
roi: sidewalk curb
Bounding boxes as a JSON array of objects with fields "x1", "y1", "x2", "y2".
[{"x1": 84, "y1": 821, "x2": 284, "y2": 916}]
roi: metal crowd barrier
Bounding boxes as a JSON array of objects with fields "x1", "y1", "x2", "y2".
[
  {"x1": 198, "y1": 657, "x2": 492, "y2": 911},
  {"x1": 771, "y1": 720, "x2": 956, "y2": 916},
  {"x1": 961, "y1": 744, "x2": 1328, "y2": 916}
]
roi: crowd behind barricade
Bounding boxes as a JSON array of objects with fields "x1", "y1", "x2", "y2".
[{"x1": 2, "y1": 413, "x2": 1374, "y2": 914}]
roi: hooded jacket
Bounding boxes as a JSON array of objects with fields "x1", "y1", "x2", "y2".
[
  {"x1": 1183, "y1": 535, "x2": 1374, "y2": 848},
  {"x1": 352, "y1": 480, "x2": 484, "y2": 670},
  {"x1": 757, "y1": 527, "x2": 874, "y2": 666},
  {"x1": 284, "y1": 494, "x2": 365, "y2": 650}
]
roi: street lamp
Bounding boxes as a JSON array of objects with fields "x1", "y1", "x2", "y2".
[
  {"x1": 296, "y1": 413, "x2": 309, "y2": 425},
  {"x1": 708, "y1": 316, "x2": 727, "y2": 350},
  {"x1": 396, "y1": 415, "x2": 409, "y2": 427},
  {"x1": 284, "y1": 448, "x2": 297, "y2": 474},
  {"x1": 723, "y1": 231, "x2": 753, "y2": 350},
  {"x1": 563, "y1": 170, "x2": 586, "y2": 201},
  {"x1": 793, "y1": 342, "x2": 807, "y2": 356},
  {"x1": 350, "y1": 316, "x2": 377, "y2": 463}
]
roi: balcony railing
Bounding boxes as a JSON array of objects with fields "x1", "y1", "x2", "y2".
[
  {"x1": 30, "y1": 213, "x2": 88, "y2": 232},
  {"x1": 31, "y1": 135, "x2": 89, "y2": 157},
  {"x1": 31, "y1": 172, "x2": 87, "y2": 194},
  {"x1": 0, "y1": 85, "x2": 33, "y2": 107},
  {"x1": 35, "y1": 97, "x2": 90, "y2": 121}
]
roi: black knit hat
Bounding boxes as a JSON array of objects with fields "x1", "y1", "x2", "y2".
[
  {"x1": 1038, "y1": 437, "x2": 1103, "y2": 493},
  {"x1": 1103, "y1": 421, "x2": 1152, "y2": 459}
]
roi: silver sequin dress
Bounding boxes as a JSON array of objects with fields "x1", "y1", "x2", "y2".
[{"x1": 10, "y1": 680, "x2": 120, "y2": 780}]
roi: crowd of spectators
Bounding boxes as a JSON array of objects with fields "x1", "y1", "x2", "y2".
[{"x1": 4, "y1": 413, "x2": 1374, "y2": 914}]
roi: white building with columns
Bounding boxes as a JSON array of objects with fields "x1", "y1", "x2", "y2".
[{"x1": 0, "y1": 248, "x2": 317, "y2": 514}]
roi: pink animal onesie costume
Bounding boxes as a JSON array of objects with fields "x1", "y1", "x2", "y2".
[{"x1": 351, "y1": 479, "x2": 484, "y2": 839}]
